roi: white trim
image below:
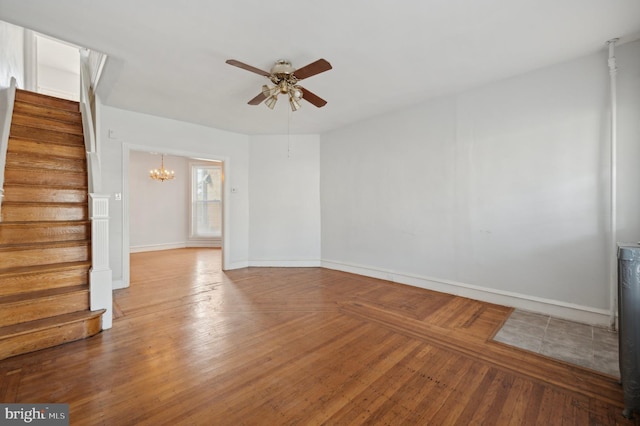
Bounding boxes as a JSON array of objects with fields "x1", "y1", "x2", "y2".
[
  {"x1": 187, "y1": 240, "x2": 221, "y2": 248},
  {"x1": 112, "y1": 279, "x2": 126, "y2": 290},
  {"x1": 37, "y1": 85, "x2": 77, "y2": 102},
  {"x1": 130, "y1": 242, "x2": 187, "y2": 253},
  {"x1": 121, "y1": 144, "x2": 130, "y2": 288},
  {"x1": 249, "y1": 260, "x2": 322, "y2": 267},
  {"x1": 23, "y1": 30, "x2": 37, "y2": 92},
  {"x1": 228, "y1": 261, "x2": 250, "y2": 270},
  {"x1": 0, "y1": 77, "x2": 17, "y2": 221},
  {"x1": 321, "y1": 259, "x2": 611, "y2": 326},
  {"x1": 606, "y1": 39, "x2": 619, "y2": 330}
]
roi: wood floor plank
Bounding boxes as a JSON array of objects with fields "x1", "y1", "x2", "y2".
[{"x1": 0, "y1": 248, "x2": 635, "y2": 425}]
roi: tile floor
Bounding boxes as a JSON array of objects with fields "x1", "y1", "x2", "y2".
[{"x1": 493, "y1": 309, "x2": 620, "y2": 377}]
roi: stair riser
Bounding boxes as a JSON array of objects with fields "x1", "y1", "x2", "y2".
[
  {"x1": 8, "y1": 138, "x2": 86, "y2": 159},
  {"x1": 0, "y1": 315, "x2": 102, "y2": 360},
  {"x1": 3, "y1": 186, "x2": 88, "y2": 203},
  {"x1": 13, "y1": 101, "x2": 82, "y2": 125},
  {"x1": 3, "y1": 168, "x2": 87, "y2": 188},
  {"x1": 0, "y1": 266, "x2": 89, "y2": 297},
  {"x1": 0, "y1": 291, "x2": 89, "y2": 328},
  {"x1": 0, "y1": 223, "x2": 90, "y2": 246},
  {"x1": 15, "y1": 90, "x2": 79, "y2": 113},
  {"x1": 0, "y1": 244, "x2": 89, "y2": 269},
  {"x1": 1, "y1": 204, "x2": 87, "y2": 222},
  {"x1": 9, "y1": 124, "x2": 84, "y2": 146},
  {"x1": 6, "y1": 152, "x2": 86, "y2": 173},
  {"x1": 11, "y1": 113, "x2": 84, "y2": 136}
]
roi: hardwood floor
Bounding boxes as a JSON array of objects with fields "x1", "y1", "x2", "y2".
[{"x1": 0, "y1": 248, "x2": 636, "y2": 425}]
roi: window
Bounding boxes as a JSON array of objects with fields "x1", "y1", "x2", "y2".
[{"x1": 191, "y1": 163, "x2": 222, "y2": 238}]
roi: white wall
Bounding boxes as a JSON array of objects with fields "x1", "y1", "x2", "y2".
[
  {"x1": 249, "y1": 135, "x2": 321, "y2": 266},
  {"x1": 128, "y1": 152, "x2": 189, "y2": 251},
  {"x1": 0, "y1": 20, "x2": 25, "y2": 88},
  {"x1": 34, "y1": 34, "x2": 80, "y2": 101},
  {"x1": 320, "y1": 40, "x2": 640, "y2": 325},
  {"x1": 37, "y1": 64, "x2": 79, "y2": 101},
  {"x1": 99, "y1": 105, "x2": 250, "y2": 287}
]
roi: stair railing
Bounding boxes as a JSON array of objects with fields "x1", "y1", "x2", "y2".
[
  {"x1": 79, "y1": 50, "x2": 113, "y2": 330},
  {"x1": 0, "y1": 77, "x2": 17, "y2": 220}
]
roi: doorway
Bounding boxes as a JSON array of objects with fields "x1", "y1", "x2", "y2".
[
  {"x1": 124, "y1": 148, "x2": 227, "y2": 286},
  {"x1": 25, "y1": 32, "x2": 80, "y2": 100}
]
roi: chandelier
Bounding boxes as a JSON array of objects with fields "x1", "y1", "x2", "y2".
[{"x1": 149, "y1": 154, "x2": 175, "y2": 182}]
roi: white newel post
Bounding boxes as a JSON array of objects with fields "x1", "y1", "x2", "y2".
[{"x1": 89, "y1": 193, "x2": 113, "y2": 329}]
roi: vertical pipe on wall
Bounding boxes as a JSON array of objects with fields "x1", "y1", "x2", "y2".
[{"x1": 607, "y1": 38, "x2": 619, "y2": 330}]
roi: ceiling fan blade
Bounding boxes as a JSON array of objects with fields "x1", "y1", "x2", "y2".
[
  {"x1": 226, "y1": 59, "x2": 270, "y2": 77},
  {"x1": 293, "y1": 59, "x2": 332, "y2": 80},
  {"x1": 299, "y1": 86, "x2": 327, "y2": 108},
  {"x1": 247, "y1": 92, "x2": 267, "y2": 105}
]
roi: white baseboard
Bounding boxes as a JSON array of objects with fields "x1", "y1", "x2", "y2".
[
  {"x1": 111, "y1": 279, "x2": 127, "y2": 290},
  {"x1": 187, "y1": 240, "x2": 221, "y2": 248},
  {"x1": 227, "y1": 260, "x2": 249, "y2": 270},
  {"x1": 248, "y1": 259, "x2": 322, "y2": 267},
  {"x1": 117, "y1": 247, "x2": 613, "y2": 326},
  {"x1": 321, "y1": 259, "x2": 611, "y2": 327},
  {"x1": 130, "y1": 242, "x2": 187, "y2": 253}
]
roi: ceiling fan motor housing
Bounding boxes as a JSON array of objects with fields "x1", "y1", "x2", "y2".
[{"x1": 271, "y1": 60, "x2": 295, "y2": 75}]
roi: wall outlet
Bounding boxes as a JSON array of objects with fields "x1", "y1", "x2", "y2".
[{"x1": 114, "y1": 193, "x2": 122, "y2": 201}]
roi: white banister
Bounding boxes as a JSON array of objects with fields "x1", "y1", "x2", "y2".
[
  {"x1": 0, "y1": 77, "x2": 17, "y2": 220},
  {"x1": 79, "y1": 50, "x2": 99, "y2": 188}
]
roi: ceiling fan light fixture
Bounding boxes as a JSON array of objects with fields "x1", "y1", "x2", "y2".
[
  {"x1": 265, "y1": 95, "x2": 278, "y2": 109},
  {"x1": 289, "y1": 96, "x2": 301, "y2": 111},
  {"x1": 291, "y1": 86, "x2": 303, "y2": 100}
]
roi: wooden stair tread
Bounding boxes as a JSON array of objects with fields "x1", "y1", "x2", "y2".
[
  {"x1": 13, "y1": 100, "x2": 81, "y2": 124},
  {"x1": 0, "y1": 309, "x2": 104, "y2": 339},
  {"x1": 11, "y1": 113, "x2": 84, "y2": 136},
  {"x1": 8, "y1": 135, "x2": 88, "y2": 152},
  {"x1": 3, "y1": 182, "x2": 88, "y2": 191},
  {"x1": 1, "y1": 201, "x2": 87, "y2": 207},
  {"x1": 5, "y1": 165, "x2": 87, "y2": 177},
  {"x1": 15, "y1": 89, "x2": 79, "y2": 113},
  {"x1": 0, "y1": 261, "x2": 91, "y2": 277},
  {"x1": 1, "y1": 203, "x2": 88, "y2": 223},
  {"x1": 0, "y1": 261, "x2": 90, "y2": 298},
  {"x1": 8, "y1": 124, "x2": 85, "y2": 146},
  {"x1": 0, "y1": 221, "x2": 90, "y2": 246},
  {"x1": 5, "y1": 152, "x2": 87, "y2": 172},
  {"x1": 0, "y1": 219, "x2": 90, "y2": 227},
  {"x1": 0, "y1": 240, "x2": 89, "y2": 251},
  {"x1": 2, "y1": 184, "x2": 88, "y2": 204},
  {"x1": 0, "y1": 285, "x2": 88, "y2": 305}
]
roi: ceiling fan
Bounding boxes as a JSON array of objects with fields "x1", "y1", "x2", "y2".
[{"x1": 225, "y1": 58, "x2": 332, "y2": 111}]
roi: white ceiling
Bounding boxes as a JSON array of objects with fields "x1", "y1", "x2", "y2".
[{"x1": 1, "y1": 0, "x2": 639, "y2": 135}]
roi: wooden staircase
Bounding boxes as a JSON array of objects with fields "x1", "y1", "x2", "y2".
[{"x1": 0, "y1": 90, "x2": 104, "y2": 360}]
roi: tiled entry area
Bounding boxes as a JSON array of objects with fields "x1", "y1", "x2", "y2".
[{"x1": 494, "y1": 309, "x2": 619, "y2": 377}]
